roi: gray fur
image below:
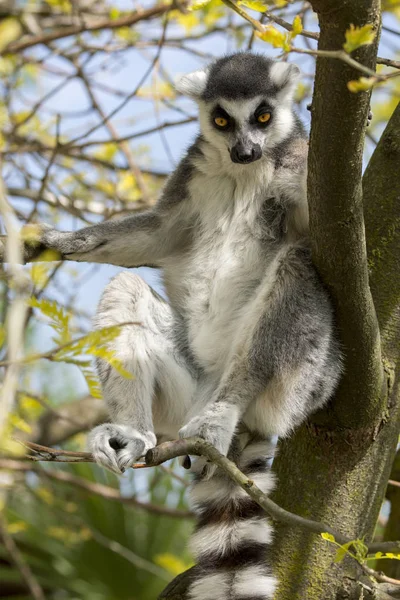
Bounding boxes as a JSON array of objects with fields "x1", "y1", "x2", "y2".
[{"x1": 38, "y1": 53, "x2": 342, "y2": 599}]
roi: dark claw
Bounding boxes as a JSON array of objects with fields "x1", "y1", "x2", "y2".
[
  {"x1": 183, "y1": 455, "x2": 191, "y2": 470},
  {"x1": 109, "y1": 437, "x2": 127, "y2": 451}
]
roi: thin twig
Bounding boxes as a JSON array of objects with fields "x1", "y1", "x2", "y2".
[
  {"x1": 5, "y1": 438, "x2": 400, "y2": 557},
  {"x1": 362, "y1": 564, "x2": 400, "y2": 587},
  {"x1": 3, "y1": 4, "x2": 173, "y2": 54},
  {"x1": 12, "y1": 439, "x2": 148, "y2": 466},
  {"x1": 64, "y1": 11, "x2": 171, "y2": 148},
  {"x1": 221, "y1": 0, "x2": 400, "y2": 74},
  {"x1": 145, "y1": 438, "x2": 400, "y2": 556}
]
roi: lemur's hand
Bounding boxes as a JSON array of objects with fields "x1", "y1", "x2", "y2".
[
  {"x1": 88, "y1": 423, "x2": 156, "y2": 474},
  {"x1": 0, "y1": 224, "x2": 57, "y2": 263},
  {"x1": 17, "y1": 224, "x2": 105, "y2": 262},
  {"x1": 179, "y1": 402, "x2": 239, "y2": 461}
]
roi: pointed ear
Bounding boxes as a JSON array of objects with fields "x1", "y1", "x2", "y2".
[
  {"x1": 269, "y1": 61, "x2": 301, "y2": 97},
  {"x1": 175, "y1": 67, "x2": 209, "y2": 99}
]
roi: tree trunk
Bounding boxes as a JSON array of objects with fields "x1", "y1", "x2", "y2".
[
  {"x1": 381, "y1": 451, "x2": 400, "y2": 580},
  {"x1": 271, "y1": 6, "x2": 400, "y2": 595}
]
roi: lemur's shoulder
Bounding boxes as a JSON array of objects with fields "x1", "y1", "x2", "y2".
[
  {"x1": 273, "y1": 116, "x2": 308, "y2": 172},
  {"x1": 157, "y1": 137, "x2": 203, "y2": 212}
]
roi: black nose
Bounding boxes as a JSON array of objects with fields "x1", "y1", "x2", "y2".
[{"x1": 230, "y1": 144, "x2": 262, "y2": 164}]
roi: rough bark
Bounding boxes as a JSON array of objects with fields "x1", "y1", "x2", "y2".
[
  {"x1": 271, "y1": 3, "x2": 400, "y2": 600},
  {"x1": 306, "y1": 0, "x2": 383, "y2": 428},
  {"x1": 382, "y1": 450, "x2": 400, "y2": 580}
]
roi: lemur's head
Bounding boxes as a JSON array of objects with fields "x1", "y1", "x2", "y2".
[{"x1": 176, "y1": 53, "x2": 300, "y2": 165}]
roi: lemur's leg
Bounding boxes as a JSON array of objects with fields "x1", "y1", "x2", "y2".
[
  {"x1": 180, "y1": 246, "x2": 341, "y2": 458},
  {"x1": 89, "y1": 272, "x2": 196, "y2": 473}
]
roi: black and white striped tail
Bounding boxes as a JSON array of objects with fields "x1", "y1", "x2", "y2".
[{"x1": 187, "y1": 439, "x2": 276, "y2": 600}]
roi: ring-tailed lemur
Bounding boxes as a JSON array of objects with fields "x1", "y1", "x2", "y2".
[{"x1": 33, "y1": 53, "x2": 342, "y2": 599}]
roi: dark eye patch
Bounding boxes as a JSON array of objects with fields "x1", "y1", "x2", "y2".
[
  {"x1": 251, "y1": 102, "x2": 274, "y2": 126},
  {"x1": 211, "y1": 105, "x2": 234, "y2": 131}
]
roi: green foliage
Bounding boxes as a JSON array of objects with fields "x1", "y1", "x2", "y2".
[
  {"x1": 2, "y1": 461, "x2": 193, "y2": 600},
  {"x1": 0, "y1": 18, "x2": 22, "y2": 52},
  {"x1": 27, "y1": 297, "x2": 133, "y2": 399},
  {"x1": 256, "y1": 15, "x2": 302, "y2": 50},
  {"x1": 343, "y1": 23, "x2": 376, "y2": 54},
  {"x1": 347, "y1": 76, "x2": 377, "y2": 93},
  {"x1": 321, "y1": 533, "x2": 400, "y2": 566},
  {"x1": 28, "y1": 298, "x2": 71, "y2": 346}
]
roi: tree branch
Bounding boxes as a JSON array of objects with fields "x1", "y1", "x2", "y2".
[
  {"x1": 306, "y1": 0, "x2": 384, "y2": 428},
  {"x1": 2, "y1": 4, "x2": 173, "y2": 54},
  {"x1": 363, "y1": 102, "x2": 400, "y2": 366},
  {"x1": 4, "y1": 438, "x2": 400, "y2": 556}
]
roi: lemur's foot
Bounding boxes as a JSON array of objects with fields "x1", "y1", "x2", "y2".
[
  {"x1": 179, "y1": 403, "x2": 239, "y2": 478},
  {"x1": 88, "y1": 423, "x2": 156, "y2": 474}
]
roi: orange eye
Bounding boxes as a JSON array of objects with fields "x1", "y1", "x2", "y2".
[
  {"x1": 215, "y1": 116, "x2": 228, "y2": 127},
  {"x1": 257, "y1": 112, "x2": 271, "y2": 123}
]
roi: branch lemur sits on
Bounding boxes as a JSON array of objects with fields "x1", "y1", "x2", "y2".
[{"x1": 36, "y1": 53, "x2": 342, "y2": 599}]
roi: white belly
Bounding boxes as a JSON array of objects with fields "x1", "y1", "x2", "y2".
[{"x1": 186, "y1": 227, "x2": 265, "y2": 373}]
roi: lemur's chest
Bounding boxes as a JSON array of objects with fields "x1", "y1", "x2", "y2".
[{"x1": 179, "y1": 171, "x2": 274, "y2": 372}]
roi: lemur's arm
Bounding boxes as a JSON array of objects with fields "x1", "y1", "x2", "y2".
[
  {"x1": 3, "y1": 157, "x2": 194, "y2": 268},
  {"x1": 35, "y1": 207, "x2": 184, "y2": 268}
]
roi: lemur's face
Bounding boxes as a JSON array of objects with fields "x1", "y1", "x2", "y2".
[{"x1": 176, "y1": 53, "x2": 300, "y2": 165}]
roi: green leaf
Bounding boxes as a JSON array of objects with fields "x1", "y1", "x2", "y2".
[
  {"x1": 369, "y1": 552, "x2": 400, "y2": 561},
  {"x1": 334, "y1": 541, "x2": 354, "y2": 563},
  {"x1": 0, "y1": 18, "x2": 22, "y2": 52},
  {"x1": 28, "y1": 297, "x2": 71, "y2": 346},
  {"x1": 256, "y1": 26, "x2": 289, "y2": 49},
  {"x1": 238, "y1": 0, "x2": 267, "y2": 13},
  {"x1": 189, "y1": 0, "x2": 213, "y2": 9},
  {"x1": 81, "y1": 368, "x2": 103, "y2": 399},
  {"x1": 347, "y1": 76, "x2": 376, "y2": 93},
  {"x1": 321, "y1": 533, "x2": 336, "y2": 543},
  {"x1": 292, "y1": 15, "x2": 303, "y2": 37},
  {"x1": 343, "y1": 23, "x2": 376, "y2": 54}
]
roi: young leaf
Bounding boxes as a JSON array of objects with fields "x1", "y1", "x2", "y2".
[
  {"x1": 347, "y1": 76, "x2": 376, "y2": 93},
  {"x1": 28, "y1": 297, "x2": 71, "y2": 346},
  {"x1": 321, "y1": 533, "x2": 336, "y2": 543},
  {"x1": 189, "y1": 0, "x2": 213, "y2": 9},
  {"x1": 256, "y1": 26, "x2": 289, "y2": 49},
  {"x1": 8, "y1": 413, "x2": 32, "y2": 434},
  {"x1": 343, "y1": 24, "x2": 376, "y2": 54},
  {"x1": 81, "y1": 368, "x2": 103, "y2": 399},
  {"x1": 238, "y1": 0, "x2": 267, "y2": 13},
  {"x1": 292, "y1": 15, "x2": 303, "y2": 37},
  {"x1": 0, "y1": 18, "x2": 22, "y2": 52}
]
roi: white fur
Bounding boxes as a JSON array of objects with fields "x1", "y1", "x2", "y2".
[
  {"x1": 190, "y1": 477, "x2": 249, "y2": 505},
  {"x1": 269, "y1": 61, "x2": 300, "y2": 89},
  {"x1": 189, "y1": 518, "x2": 273, "y2": 558},
  {"x1": 89, "y1": 423, "x2": 156, "y2": 473},
  {"x1": 233, "y1": 565, "x2": 276, "y2": 598},
  {"x1": 239, "y1": 441, "x2": 273, "y2": 469},
  {"x1": 188, "y1": 572, "x2": 230, "y2": 600},
  {"x1": 175, "y1": 68, "x2": 209, "y2": 98}
]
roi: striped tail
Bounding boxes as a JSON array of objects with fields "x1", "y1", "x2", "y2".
[{"x1": 187, "y1": 439, "x2": 276, "y2": 600}]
